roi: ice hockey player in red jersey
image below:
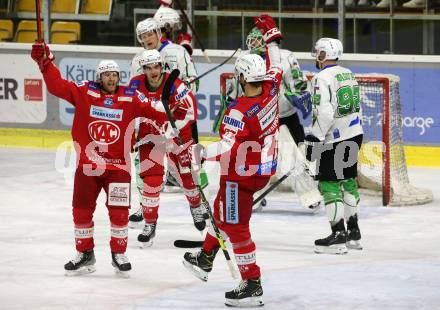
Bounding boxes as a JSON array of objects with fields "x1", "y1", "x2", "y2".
[
  {"x1": 129, "y1": 49, "x2": 207, "y2": 247},
  {"x1": 182, "y1": 14, "x2": 283, "y2": 307},
  {"x1": 31, "y1": 43, "x2": 172, "y2": 276}
]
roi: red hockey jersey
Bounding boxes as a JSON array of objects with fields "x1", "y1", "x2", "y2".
[
  {"x1": 43, "y1": 62, "x2": 166, "y2": 171},
  {"x1": 129, "y1": 72, "x2": 197, "y2": 143},
  {"x1": 206, "y1": 64, "x2": 283, "y2": 181}
]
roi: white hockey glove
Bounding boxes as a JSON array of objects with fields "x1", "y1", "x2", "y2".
[{"x1": 189, "y1": 143, "x2": 206, "y2": 170}]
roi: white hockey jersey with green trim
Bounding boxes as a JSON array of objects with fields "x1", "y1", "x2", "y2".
[{"x1": 311, "y1": 65, "x2": 363, "y2": 143}]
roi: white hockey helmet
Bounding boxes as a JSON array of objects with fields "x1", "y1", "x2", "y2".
[
  {"x1": 311, "y1": 38, "x2": 343, "y2": 62},
  {"x1": 136, "y1": 18, "x2": 161, "y2": 44},
  {"x1": 139, "y1": 49, "x2": 163, "y2": 68},
  {"x1": 154, "y1": 7, "x2": 182, "y2": 31},
  {"x1": 95, "y1": 60, "x2": 120, "y2": 81},
  {"x1": 234, "y1": 53, "x2": 267, "y2": 83}
]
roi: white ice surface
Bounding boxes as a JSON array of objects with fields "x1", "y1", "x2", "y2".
[{"x1": 0, "y1": 148, "x2": 439, "y2": 310}]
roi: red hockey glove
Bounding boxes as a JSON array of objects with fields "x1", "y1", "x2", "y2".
[
  {"x1": 31, "y1": 42, "x2": 54, "y2": 72},
  {"x1": 158, "y1": 0, "x2": 172, "y2": 7},
  {"x1": 177, "y1": 32, "x2": 193, "y2": 56},
  {"x1": 171, "y1": 100, "x2": 190, "y2": 120},
  {"x1": 254, "y1": 14, "x2": 283, "y2": 44}
]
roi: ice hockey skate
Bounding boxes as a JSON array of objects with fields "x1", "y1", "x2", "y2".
[
  {"x1": 314, "y1": 219, "x2": 348, "y2": 254},
  {"x1": 182, "y1": 248, "x2": 218, "y2": 281},
  {"x1": 128, "y1": 203, "x2": 143, "y2": 229},
  {"x1": 64, "y1": 250, "x2": 96, "y2": 276},
  {"x1": 138, "y1": 222, "x2": 157, "y2": 248},
  {"x1": 111, "y1": 252, "x2": 131, "y2": 277},
  {"x1": 225, "y1": 278, "x2": 264, "y2": 307},
  {"x1": 190, "y1": 204, "x2": 208, "y2": 231},
  {"x1": 346, "y1": 214, "x2": 362, "y2": 250}
]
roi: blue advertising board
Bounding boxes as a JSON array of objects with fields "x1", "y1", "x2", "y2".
[{"x1": 56, "y1": 56, "x2": 438, "y2": 145}]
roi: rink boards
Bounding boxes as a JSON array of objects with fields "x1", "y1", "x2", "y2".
[{"x1": 0, "y1": 43, "x2": 439, "y2": 166}]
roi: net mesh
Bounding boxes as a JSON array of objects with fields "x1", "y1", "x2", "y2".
[
  {"x1": 357, "y1": 74, "x2": 433, "y2": 205},
  {"x1": 220, "y1": 72, "x2": 433, "y2": 206}
]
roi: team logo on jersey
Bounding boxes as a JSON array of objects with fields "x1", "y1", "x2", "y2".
[
  {"x1": 75, "y1": 80, "x2": 85, "y2": 87},
  {"x1": 245, "y1": 104, "x2": 261, "y2": 118},
  {"x1": 223, "y1": 115, "x2": 244, "y2": 130},
  {"x1": 104, "y1": 98, "x2": 113, "y2": 106},
  {"x1": 90, "y1": 105, "x2": 123, "y2": 121},
  {"x1": 129, "y1": 80, "x2": 140, "y2": 90},
  {"x1": 88, "y1": 120, "x2": 120, "y2": 145},
  {"x1": 225, "y1": 182, "x2": 238, "y2": 224},
  {"x1": 124, "y1": 88, "x2": 135, "y2": 96}
]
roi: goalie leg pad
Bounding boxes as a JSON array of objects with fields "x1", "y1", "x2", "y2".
[{"x1": 293, "y1": 170, "x2": 322, "y2": 210}]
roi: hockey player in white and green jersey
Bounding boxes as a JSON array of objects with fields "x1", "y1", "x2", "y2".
[{"x1": 306, "y1": 38, "x2": 363, "y2": 254}]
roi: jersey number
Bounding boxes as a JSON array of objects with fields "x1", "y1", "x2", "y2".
[{"x1": 336, "y1": 85, "x2": 360, "y2": 117}]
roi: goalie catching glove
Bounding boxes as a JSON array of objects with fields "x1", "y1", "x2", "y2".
[
  {"x1": 254, "y1": 14, "x2": 283, "y2": 44},
  {"x1": 31, "y1": 43, "x2": 54, "y2": 72}
]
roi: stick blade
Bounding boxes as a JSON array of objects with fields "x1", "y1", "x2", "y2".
[{"x1": 174, "y1": 240, "x2": 204, "y2": 248}]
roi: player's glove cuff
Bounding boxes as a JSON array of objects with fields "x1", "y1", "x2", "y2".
[{"x1": 262, "y1": 27, "x2": 283, "y2": 44}]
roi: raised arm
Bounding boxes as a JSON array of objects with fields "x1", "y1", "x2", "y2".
[{"x1": 31, "y1": 43, "x2": 83, "y2": 106}]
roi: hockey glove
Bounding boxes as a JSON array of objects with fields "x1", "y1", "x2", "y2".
[
  {"x1": 158, "y1": 0, "x2": 172, "y2": 7},
  {"x1": 177, "y1": 32, "x2": 193, "y2": 56},
  {"x1": 189, "y1": 143, "x2": 206, "y2": 167},
  {"x1": 31, "y1": 42, "x2": 54, "y2": 72},
  {"x1": 304, "y1": 134, "x2": 321, "y2": 162},
  {"x1": 285, "y1": 91, "x2": 312, "y2": 119},
  {"x1": 254, "y1": 14, "x2": 283, "y2": 44}
]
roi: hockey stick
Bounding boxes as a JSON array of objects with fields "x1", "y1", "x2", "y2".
[
  {"x1": 162, "y1": 69, "x2": 238, "y2": 279},
  {"x1": 173, "y1": 0, "x2": 211, "y2": 63},
  {"x1": 35, "y1": 0, "x2": 42, "y2": 42},
  {"x1": 187, "y1": 48, "x2": 241, "y2": 85},
  {"x1": 34, "y1": 0, "x2": 44, "y2": 70}
]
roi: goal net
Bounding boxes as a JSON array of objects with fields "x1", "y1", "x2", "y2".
[{"x1": 219, "y1": 72, "x2": 433, "y2": 206}]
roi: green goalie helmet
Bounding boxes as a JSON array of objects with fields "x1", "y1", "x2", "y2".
[{"x1": 246, "y1": 27, "x2": 266, "y2": 55}]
